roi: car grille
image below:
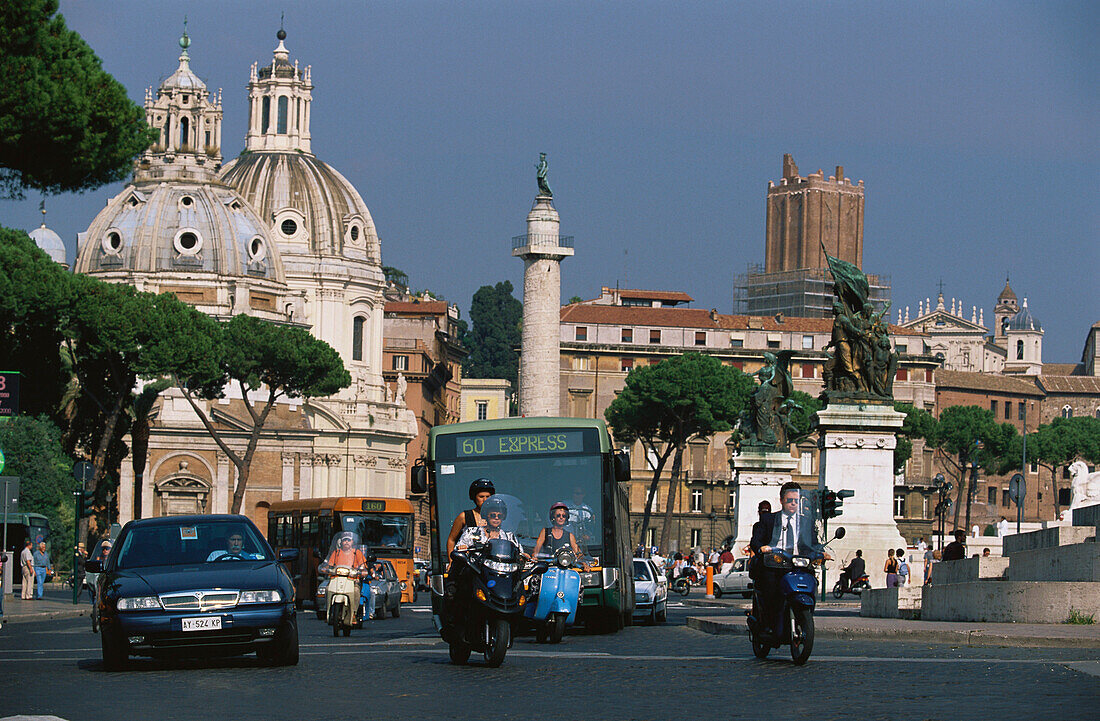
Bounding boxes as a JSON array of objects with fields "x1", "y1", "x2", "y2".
[{"x1": 159, "y1": 590, "x2": 240, "y2": 612}]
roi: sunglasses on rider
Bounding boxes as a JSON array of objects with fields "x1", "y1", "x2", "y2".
[
  {"x1": 486, "y1": 512, "x2": 504, "y2": 519},
  {"x1": 553, "y1": 511, "x2": 568, "y2": 518}
]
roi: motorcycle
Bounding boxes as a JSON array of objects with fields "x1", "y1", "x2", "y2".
[
  {"x1": 747, "y1": 526, "x2": 845, "y2": 666},
  {"x1": 446, "y1": 538, "x2": 548, "y2": 667},
  {"x1": 524, "y1": 546, "x2": 581, "y2": 644},
  {"x1": 832, "y1": 573, "x2": 871, "y2": 599},
  {"x1": 317, "y1": 533, "x2": 368, "y2": 638},
  {"x1": 670, "y1": 566, "x2": 699, "y2": 597}
]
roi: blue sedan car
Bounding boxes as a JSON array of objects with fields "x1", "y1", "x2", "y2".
[{"x1": 88, "y1": 514, "x2": 299, "y2": 669}]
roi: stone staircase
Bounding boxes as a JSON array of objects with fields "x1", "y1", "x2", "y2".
[{"x1": 862, "y1": 505, "x2": 1100, "y2": 622}]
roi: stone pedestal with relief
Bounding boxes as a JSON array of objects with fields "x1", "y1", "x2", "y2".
[
  {"x1": 730, "y1": 449, "x2": 800, "y2": 554},
  {"x1": 815, "y1": 403, "x2": 907, "y2": 588}
]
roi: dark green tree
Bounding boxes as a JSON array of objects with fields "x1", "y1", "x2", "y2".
[
  {"x1": 0, "y1": 0, "x2": 156, "y2": 198},
  {"x1": 893, "y1": 402, "x2": 936, "y2": 475},
  {"x1": 0, "y1": 228, "x2": 75, "y2": 420},
  {"x1": 1018, "y1": 416, "x2": 1100, "y2": 517},
  {"x1": 0, "y1": 415, "x2": 74, "y2": 567},
  {"x1": 464, "y1": 281, "x2": 522, "y2": 390},
  {"x1": 170, "y1": 314, "x2": 351, "y2": 514},
  {"x1": 605, "y1": 354, "x2": 752, "y2": 550},
  {"x1": 929, "y1": 405, "x2": 1017, "y2": 530}
]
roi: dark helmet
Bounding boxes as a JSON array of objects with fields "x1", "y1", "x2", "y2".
[
  {"x1": 469, "y1": 478, "x2": 496, "y2": 501},
  {"x1": 549, "y1": 501, "x2": 569, "y2": 517},
  {"x1": 481, "y1": 494, "x2": 508, "y2": 520}
]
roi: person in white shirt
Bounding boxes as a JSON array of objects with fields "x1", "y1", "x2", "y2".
[
  {"x1": 997, "y1": 516, "x2": 1009, "y2": 537},
  {"x1": 917, "y1": 537, "x2": 928, "y2": 553}
]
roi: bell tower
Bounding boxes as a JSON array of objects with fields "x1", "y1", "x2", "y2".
[
  {"x1": 245, "y1": 28, "x2": 313, "y2": 153},
  {"x1": 137, "y1": 25, "x2": 223, "y2": 183}
]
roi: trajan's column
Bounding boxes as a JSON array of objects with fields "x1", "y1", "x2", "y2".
[{"x1": 514, "y1": 153, "x2": 573, "y2": 417}]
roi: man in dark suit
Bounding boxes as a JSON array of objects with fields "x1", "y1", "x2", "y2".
[
  {"x1": 746, "y1": 500, "x2": 772, "y2": 583},
  {"x1": 839, "y1": 550, "x2": 865, "y2": 592},
  {"x1": 749, "y1": 482, "x2": 822, "y2": 638}
]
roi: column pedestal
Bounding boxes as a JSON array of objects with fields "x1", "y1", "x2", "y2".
[
  {"x1": 816, "y1": 403, "x2": 906, "y2": 587},
  {"x1": 730, "y1": 449, "x2": 800, "y2": 553}
]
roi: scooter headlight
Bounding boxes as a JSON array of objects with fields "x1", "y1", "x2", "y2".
[{"x1": 792, "y1": 557, "x2": 811, "y2": 568}]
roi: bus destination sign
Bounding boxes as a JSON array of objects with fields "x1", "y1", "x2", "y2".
[
  {"x1": 361, "y1": 500, "x2": 386, "y2": 512},
  {"x1": 454, "y1": 430, "x2": 588, "y2": 459}
]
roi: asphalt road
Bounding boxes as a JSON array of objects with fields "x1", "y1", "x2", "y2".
[{"x1": 1, "y1": 598, "x2": 1098, "y2": 721}]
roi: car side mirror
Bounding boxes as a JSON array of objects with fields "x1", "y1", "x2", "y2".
[
  {"x1": 85, "y1": 560, "x2": 102, "y2": 573},
  {"x1": 412, "y1": 462, "x2": 428, "y2": 495},
  {"x1": 834, "y1": 527, "x2": 846, "y2": 540},
  {"x1": 278, "y1": 548, "x2": 299, "y2": 562}
]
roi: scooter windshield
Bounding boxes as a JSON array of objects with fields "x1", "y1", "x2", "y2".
[
  {"x1": 322, "y1": 531, "x2": 368, "y2": 572},
  {"x1": 767, "y1": 488, "x2": 823, "y2": 556},
  {"x1": 488, "y1": 537, "x2": 519, "y2": 562}
]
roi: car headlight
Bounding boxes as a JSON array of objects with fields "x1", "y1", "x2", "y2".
[
  {"x1": 484, "y1": 559, "x2": 519, "y2": 573},
  {"x1": 117, "y1": 596, "x2": 161, "y2": 611},
  {"x1": 636, "y1": 592, "x2": 650, "y2": 602},
  {"x1": 239, "y1": 590, "x2": 282, "y2": 604}
]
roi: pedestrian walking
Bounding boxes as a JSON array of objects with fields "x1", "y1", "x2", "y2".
[
  {"x1": 884, "y1": 548, "x2": 899, "y2": 588},
  {"x1": 33, "y1": 541, "x2": 52, "y2": 599},
  {"x1": 923, "y1": 545, "x2": 935, "y2": 585},
  {"x1": 896, "y1": 548, "x2": 909, "y2": 586},
  {"x1": 20, "y1": 540, "x2": 34, "y2": 600},
  {"x1": 917, "y1": 537, "x2": 927, "y2": 553},
  {"x1": 997, "y1": 517, "x2": 1009, "y2": 537},
  {"x1": 74, "y1": 542, "x2": 88, "y2": 601}
]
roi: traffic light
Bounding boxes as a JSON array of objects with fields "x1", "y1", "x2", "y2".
[
  {"x1": 821, "y1": 487, "x2": 854, "y2": 519},
  {"x1": 76, "y1": 485, "x2": 95, "y2": 518}
]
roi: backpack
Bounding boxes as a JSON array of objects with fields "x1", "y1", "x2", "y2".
[{"x1": 898, "y1": 559, "x2": 909, "y2": 575}]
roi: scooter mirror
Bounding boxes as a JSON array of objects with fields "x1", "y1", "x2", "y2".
[
  {"x1": 834, "y1": 527, "x2": 846, "y2": 539},
  {"x1": 534, "y1": 561, "x2": 550, "y2": 574}
]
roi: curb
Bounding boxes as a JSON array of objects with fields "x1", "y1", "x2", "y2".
[
  {"x1": 685, "y1": 616, "x2": 1100, "y2": 649},
  {"x1": 2, "y1": 607, "x2": 90, "y2": 626}
]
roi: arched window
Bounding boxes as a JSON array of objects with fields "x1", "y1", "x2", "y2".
[
  {"x1": 352, "y1": 316, "x2": 365, "y2": 361},
  {"x1": 1016, "y1": 339, "x2": 1024, "y2": 360},
  {"x1": 179, "y1": 116, "x2": 189, "y2": 148},
  {"x1": 277, "y1": 96, "x2": 288, "y2": 134},
  {"x1": 1095, "y1": 407, "x2": 1100, "y2": 419},
  {"x1": 1062, "y1": 405, "x2": 1073, "y2": 419},
  {"x1": 262, "y1": 96, "x2": 271, "y2": 133}
]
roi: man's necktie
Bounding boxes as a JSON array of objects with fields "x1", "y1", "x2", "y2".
[{"x1": 784, "y1": 517, "x2": 793, "y2": 553}]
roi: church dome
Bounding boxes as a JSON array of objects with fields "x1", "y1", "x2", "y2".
[
  {"x1": 1006, "y1": 299, "x2": 1042, "y2": 332},
  {"x1": 73, "y1": 180, "x2": 285, "y2": 282},
  {"x1": 220, "y1": 152, "x2": 380, "y2": 264},
  {"x1": 29, "y1": 219, "x2": 66, "y2": 266}
]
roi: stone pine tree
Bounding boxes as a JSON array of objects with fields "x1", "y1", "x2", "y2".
[
  {"x1": 0, "y1": 0, "x2": 156, "y2": 199},
  {"x1": 605, "y1": 353, "x2": 752, "y2": 550},
  {"x1": 169, "y1": 314, "x2": 352, "y2": 514},
  {"x1": 463, "y1": 281, "x2": 523, "y2": 393},
  {"x1": 893, "y1": 402, "x2": 936, "y2": 475},
  {"x1": 929, "y1": 405, "x2": 1017, "y2": 531},
  {"x1": 1019, "y1": 417, "x2": 1100, "y2": 517}
]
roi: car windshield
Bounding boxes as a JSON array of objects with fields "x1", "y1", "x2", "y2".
[
  {"x1": 115, "y1": 520, "x2": 270, "y2": 569},
  {"x1": 633, "y1": 560, "x2": 652, "y2": 582},
  {"x1": 338, "y1": 514, "x2": 412, "y2": 554},
  {"x1": 435, "y1": 433, "x2": 604, "y2": 560}
]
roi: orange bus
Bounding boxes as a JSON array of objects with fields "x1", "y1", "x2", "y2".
[{"x1": 268, "y1": 497, "x2": 417, "y2": 607}]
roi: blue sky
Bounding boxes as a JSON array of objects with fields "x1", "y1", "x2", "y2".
[{"x1": 6, "y1": 1, "x2": 1097, "y2": 362}]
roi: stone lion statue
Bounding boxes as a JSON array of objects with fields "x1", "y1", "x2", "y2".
[{"x1": 1068, "y1": 460, "x2": 1100, "y2": 511}]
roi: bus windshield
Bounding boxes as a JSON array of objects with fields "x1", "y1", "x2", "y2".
[
  {"x1": 338, "y1": 514, "x2": 412, "y2": 554},
  {"x1": 436, "y1": 451, "x2": 604, "y2": 560}
]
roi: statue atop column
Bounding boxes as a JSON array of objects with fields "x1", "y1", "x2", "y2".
[
  {"x1": 820, "y1": 244, "x2": 898, "y2": 404},
  {"x1": 535, "y1": 152, "x2": 552, "y2": 198},
  {"x1": 737, "y1": 350, "x2": 805, "y2": 450}
]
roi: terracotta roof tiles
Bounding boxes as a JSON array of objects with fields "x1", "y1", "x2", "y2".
[{"x1": 936, "y1": 370, "x2": 1044, "y2": 396}]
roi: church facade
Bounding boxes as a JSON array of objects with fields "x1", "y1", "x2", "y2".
[{"x1": 70, "y1": 31, "x2": 416, "y2": 531}]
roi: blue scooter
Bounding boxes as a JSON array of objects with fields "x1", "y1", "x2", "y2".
[
  {"x1": 746, "y1": 526, "x2": 844, "y2": 665},
  {"x1": 524, "y1": 547, "x2": 582, "y2": 644}
]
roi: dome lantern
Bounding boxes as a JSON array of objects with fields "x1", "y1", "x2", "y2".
[{"x1": 245, "y1": 28, "x2": 313, "y2": 153}]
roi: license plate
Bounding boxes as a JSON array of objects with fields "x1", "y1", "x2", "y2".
[{"x1": 181, "y1": 616, "x2": 222, "y2": 632}]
